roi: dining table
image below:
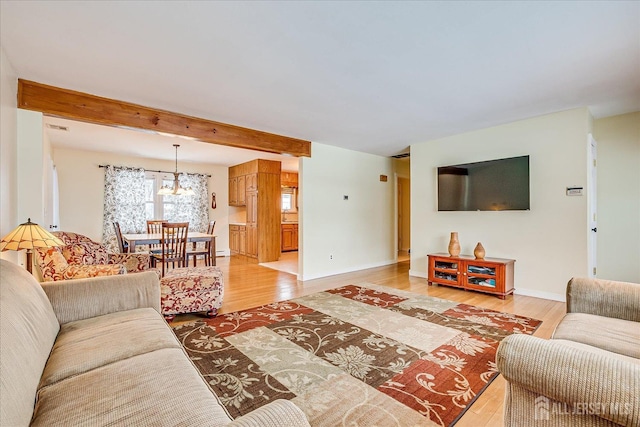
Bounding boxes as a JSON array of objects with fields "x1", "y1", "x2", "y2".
[{"x1": 122, "y1": 232, "x2": 216, "y2": 266}]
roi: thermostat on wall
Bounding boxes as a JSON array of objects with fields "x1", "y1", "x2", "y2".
[{"x1": 566, "y1": 186, "x2": 583, "y2": 196}]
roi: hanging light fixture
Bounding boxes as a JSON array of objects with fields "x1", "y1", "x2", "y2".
[{"x1": 158, "y1": 144, "x2": 195, "y2": 196}]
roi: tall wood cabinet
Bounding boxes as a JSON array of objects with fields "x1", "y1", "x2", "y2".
[{"x1": 228, "y1": 159, "x2": 281, "y2": 262}]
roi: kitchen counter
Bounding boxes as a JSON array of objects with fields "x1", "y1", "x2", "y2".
[
  {"x1": 281, "y1": 221, "x2": 298, "y2": 224},
  {"x1": 229, "y1": 222, "x2": 247, "y2": 226}
]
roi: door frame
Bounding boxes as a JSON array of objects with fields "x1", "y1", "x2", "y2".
[{"x1": 587, "y1": 134, "x2": 598, "y2": 277}]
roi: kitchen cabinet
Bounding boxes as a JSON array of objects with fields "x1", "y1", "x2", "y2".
[
  {"x1": 229, "y1": 176, "x2": 247, "y2": 207},
  {"x1": 229, "y1": 225, "x2": 239, "y2": 254},
  {"x1": 245, "y1": 173, "x2": 257, "y2": 191},
  {"x1": 239, "y1": 226, "x2": 246, "y2": 255},
  {"x1": 281, "y1": 172, "x2": 298, "y2": 188},
  {"x1": 281, "y1": 224, "x2": 298, "y2": 252},
  {"x1": 230, "y1": 224, "x2": 247, "y2": 255},
  {"x1": 229, "y1": 177, "x2": 240, "y2": 206},
  {"x1": 247, "y1": 225, "x2": 258, "y2": 258},
  {"x1": 237, "y1": 175, "x2": 246, "y2": 205},
  {"x1": 427, "y1": 253, "x2": 515, "y2": 299}
]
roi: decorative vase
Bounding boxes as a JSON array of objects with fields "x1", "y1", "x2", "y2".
[
  {"x1": 474, "y1": 242, "x2": 486, "y2": 260},
  {"x1": 448, "y1": 232, "x2": 461, "y2": 257}
]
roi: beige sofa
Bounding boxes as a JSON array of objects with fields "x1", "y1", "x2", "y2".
[
  {"x1": 497, "y1": 277, "x2": 640, "y2": 426},
  {"x1": 0, "y1": 259, "x2": 309, "y2": 426}
]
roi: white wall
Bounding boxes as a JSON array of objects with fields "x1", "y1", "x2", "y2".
[
  {"x1": 17, "y1": 109, "x2": 44, "y2": 224},
  {"x1": 53, "y1": 148, "x2": 230, "y2": 253},
  {"x1": 0, "y1": 46, "x2": 18, "y2": 264},
  {"x1": 593, "y1": 112, "x2": 640, "y2": 282},
  {"x1": 299, "y1": 143, "x2": 396, "y2": 280},
  {"x1": 411, "y1": 108, "x2": 592, "y2": 301}
]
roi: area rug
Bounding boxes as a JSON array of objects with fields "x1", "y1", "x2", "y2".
[{"x1": 172, "y1": 283, "x2": 541, "y2": 426}]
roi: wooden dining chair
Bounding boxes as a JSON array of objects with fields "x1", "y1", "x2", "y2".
[
  {"x1": 152, "y1": 222, "x2": 189, "y2": 277},
  {"x1": 112, "y1": 221, "x2": 128, "y2": 253},
  {"x1": 187, "y1": 220, "x2": 216, "y2": 267},
  {"x1": 147, "y1": 220, "x2": 168, "y2": 265}
]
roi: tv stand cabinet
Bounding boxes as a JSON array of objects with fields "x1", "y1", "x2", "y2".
[{"x1": 427, "y1": 253, "x2": 515, "y2": 299}]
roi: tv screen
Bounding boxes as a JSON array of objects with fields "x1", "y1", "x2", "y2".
[{"x1": 438, "y1": 155, "x2": 530, "y2": 211}]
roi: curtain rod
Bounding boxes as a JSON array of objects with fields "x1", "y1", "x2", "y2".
[{"x1": 98, "y1": 164, "x2": 211, "y2": 178}]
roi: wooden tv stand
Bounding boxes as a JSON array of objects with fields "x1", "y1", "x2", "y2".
[{"x1": 427, "y1": 253, "x2": 515, "y2": 299}]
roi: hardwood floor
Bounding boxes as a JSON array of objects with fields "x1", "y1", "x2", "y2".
[{"x1": 174, "y1": 255, "x2": 566, "y2": 426}]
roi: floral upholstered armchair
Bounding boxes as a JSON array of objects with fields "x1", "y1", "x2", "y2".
[{"x1": 34, "y1": 231, "x2": 155, "y2": 282}]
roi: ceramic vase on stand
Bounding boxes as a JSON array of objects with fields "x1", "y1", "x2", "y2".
[
  {"x1": 474, "y1": 242, "x2": 486, "y2": 260},
  {"x1": 448, "y1": 232, "x2": 461, "y2": 257}
]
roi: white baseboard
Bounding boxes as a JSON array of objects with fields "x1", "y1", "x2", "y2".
[
  {"x1": 409, "y1": 269, "x2": 427, "y2": 279},
  {"x1": 408, "y1": 270, "x2": 565, "y2": 302},
  {"x1": 216, "y1": 249, "x2": 231, "y2": 257},
  {"x1": 300, "y1": 259, "x2": 397, "y2": 282},
  {"x1": 514, "y1": 287, "x2": 565, "y2": 302}
]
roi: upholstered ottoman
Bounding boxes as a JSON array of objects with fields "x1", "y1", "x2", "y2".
[{"x1": 160, "y1": 266, "x2": 224, "y2": 321}]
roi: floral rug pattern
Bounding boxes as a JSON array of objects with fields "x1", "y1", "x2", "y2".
[{"x1": 172, "y1": 283, "x2": 541, "y2": 426}]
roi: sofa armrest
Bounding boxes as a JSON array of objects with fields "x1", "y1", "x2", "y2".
[
  {"x1": 41, "y1": 271, "x2": 161, "y2": 325},
  {"x1": 226, "y1": 400, "x2": 310, "y2": 427},
  {"x1": 108, "y1": 252, "x2": 151, "y2": 273},
  {"x1": 497, "y1": 334, "x2": 639, "y2": 427},
  {"x1": 567, "y1": 277, "x2": 640, "y2": 322}
]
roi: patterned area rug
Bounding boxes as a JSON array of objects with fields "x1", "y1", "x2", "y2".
[{"x1": 172, "y1": 283, "x2": 541, "y2": 426}]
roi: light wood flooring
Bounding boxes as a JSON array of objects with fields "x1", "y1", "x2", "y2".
[{"x1": 174, "y1": 255, "x2": 566, "y2": 427}]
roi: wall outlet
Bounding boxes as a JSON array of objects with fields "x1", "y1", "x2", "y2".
[
  {"x1": 330, "y1": 254, "x2": 333, "y2": 260},
  {"x1": 343, "y1": 195, "x2": 348, "y2": 200}
]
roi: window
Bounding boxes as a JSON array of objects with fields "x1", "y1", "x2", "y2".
[
  {"x1": 145, "y1": 172, "x2": 176, "y2": 220},
  {"x1": 282, "y1": 194, "x2": 292, "y2": 211},
  {"x1": 281, "y1": 187, "x2": 297, "y2": 212}
]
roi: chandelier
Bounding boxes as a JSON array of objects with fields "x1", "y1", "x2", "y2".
[{"x1": 158, "y1": 144, "x2": 195, "y2": 196}]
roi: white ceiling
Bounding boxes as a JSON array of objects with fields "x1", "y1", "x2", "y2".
[{"x1": 2, "y1": 1, "x2": 639, "y2": 161}]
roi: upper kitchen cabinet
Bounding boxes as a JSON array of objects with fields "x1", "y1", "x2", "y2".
[{"x1": 281, "y1": 172, "x2": 298, "y2": 187}]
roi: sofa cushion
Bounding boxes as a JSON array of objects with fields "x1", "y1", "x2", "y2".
[
  {"x1": 36, "y1": 246, "x2": 69, "y2": 282},
  {"x1": 39, "y1": 308, "x2": 181, "y2": 388},
  {"x1": 62, "y1": 242, "x2": 108, "y2": 265},
  {"x1": 552, "y1": 312, "x2": 640, "y2": 358},
  {"x1": 0, "y1": 260, "x2": 60, "y2": 427},
  {"x1": 32, "y1": 348, "x2": 232, "y2": 426}
]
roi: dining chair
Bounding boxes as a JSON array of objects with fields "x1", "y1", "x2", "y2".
[
  {"x1": 147, "y1": 220, "x2": 168, "y2": 265},
  {"x1": 112, "y1": 221, "x2": 128, "y2": 253},
  {"x1": 187, "y1": 220, "x2": 216, "y2": 267},
  {"x1": 152, "y1": 222, "x2": 189, "y2": 277}
]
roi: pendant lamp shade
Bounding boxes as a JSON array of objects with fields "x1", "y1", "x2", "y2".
[{"x1": 158, "y1": 144, "x2": 195, "y2": 196}]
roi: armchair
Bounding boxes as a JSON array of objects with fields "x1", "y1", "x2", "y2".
[
  {"x1": 34, "y1": 231, "x2": 154, "y2": 282},
  {"x1": 497, "y1": 277, "x2": 640, "y2": 426}
]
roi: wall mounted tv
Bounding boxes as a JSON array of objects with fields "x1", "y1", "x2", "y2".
[{"x1": 438, "y1": 155, "x2": 530, "y2": 211}]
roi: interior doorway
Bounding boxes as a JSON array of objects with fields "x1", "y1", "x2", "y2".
[{"x1": 397, "y1": 176, "x2": 411, "y2": 261}]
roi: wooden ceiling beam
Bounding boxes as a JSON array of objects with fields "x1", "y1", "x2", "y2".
[{"x1": 17, "y1": 79, "x2": 311, "y2": 157}]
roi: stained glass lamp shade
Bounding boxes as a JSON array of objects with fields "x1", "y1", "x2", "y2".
[{"x1": 0, "y1": 218, "x2": 64, "y2": 274}]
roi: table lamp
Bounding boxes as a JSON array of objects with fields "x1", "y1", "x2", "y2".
[{"x1": 0, "y1": 218, "x2": 64, "y2": 274}]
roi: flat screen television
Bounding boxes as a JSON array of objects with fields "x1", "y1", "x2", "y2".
[{"x1": 437, "y1": 155, "x2": 530, "y2": 211}]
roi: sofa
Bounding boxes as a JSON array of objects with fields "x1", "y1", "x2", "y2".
[
  {"x1": 0, "y1": 259, "x2": 309, "y2": 426},
  {"x1": 33, "y1": 231, "x2": 155, "y2": 282},
  {"x1": 497, "y1": 277, "x2": 640, "y2": 427}
]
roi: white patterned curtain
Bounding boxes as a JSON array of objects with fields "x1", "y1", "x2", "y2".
[
  {"x1": 165, "y1": 173, "x2": 209, "y2": 232},
  {"x1": 102, "y1": 166, "x2": 146, "y2": 252}
]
